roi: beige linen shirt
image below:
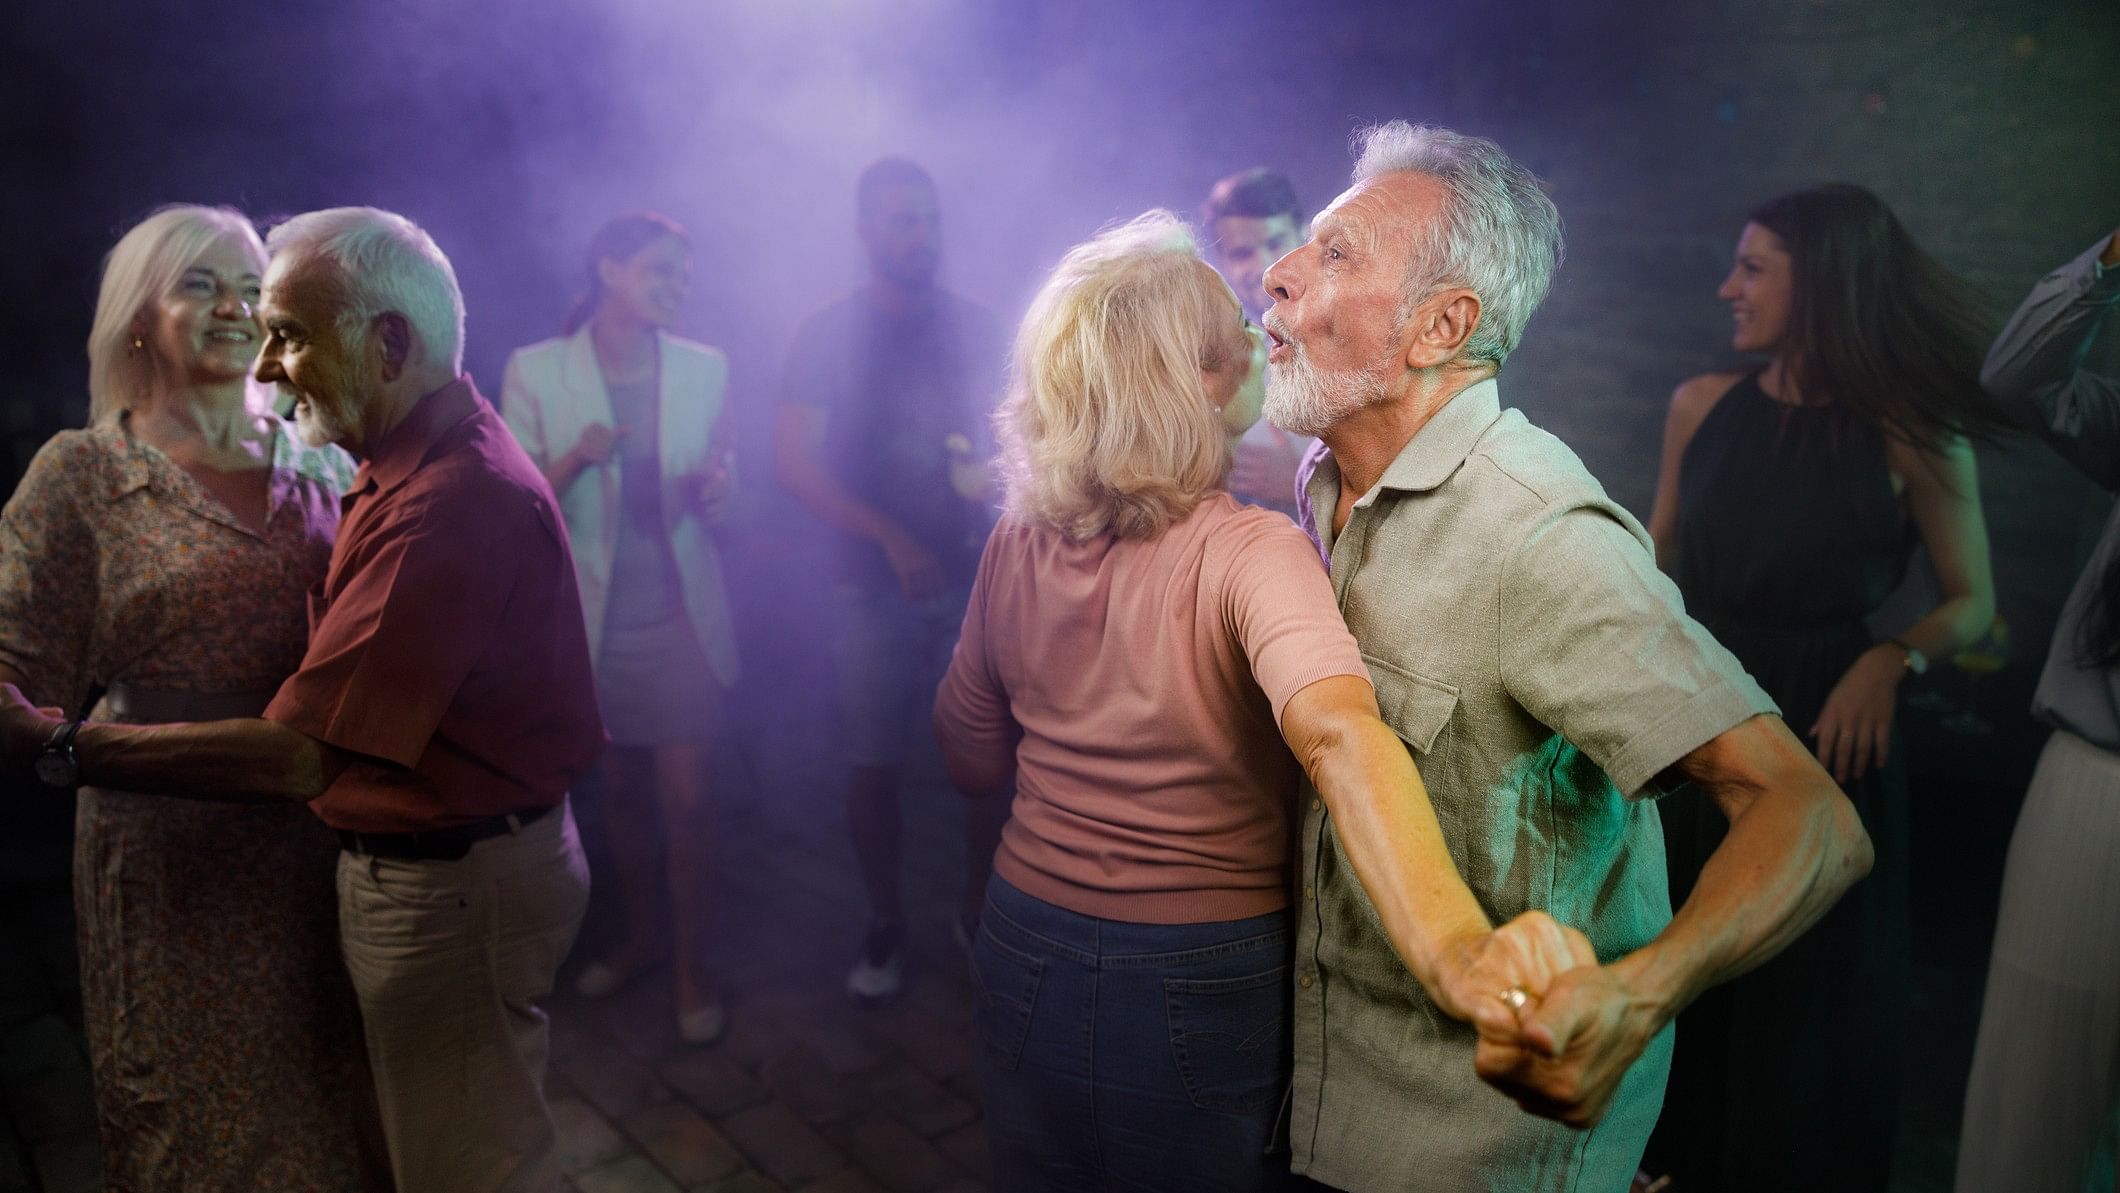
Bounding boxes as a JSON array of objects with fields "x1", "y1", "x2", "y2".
[{"x1": 1288, "y1": 379, "x2": 1776, "y2": 1192}]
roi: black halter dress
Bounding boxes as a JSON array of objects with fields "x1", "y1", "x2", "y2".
[{"x1": 1652, "y1": 371, "x2": 1915, "y2": 1192}]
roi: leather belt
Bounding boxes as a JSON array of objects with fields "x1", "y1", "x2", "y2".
[{"x1": 335, "y1": 803, "x2": 554, "y2": 862}]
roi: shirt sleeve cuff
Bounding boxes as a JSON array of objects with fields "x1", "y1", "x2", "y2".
[
  {"x1": 264, "y1": 688, "x2": 426, "y2": 771},
  {"x1": 1602, "y1": 673, "x2": 1781, "y2": 798}
]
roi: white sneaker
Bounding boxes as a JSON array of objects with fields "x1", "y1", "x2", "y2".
[
  {"x1": 846, "y1": 920, "x2": 906, "y2": 1006},
  {"x1": 573, "y1": 962, "x2": 628, "y2": 999},
  {"x1": 677, "y1": 1000, "x2": 726, "y2": 1046}
]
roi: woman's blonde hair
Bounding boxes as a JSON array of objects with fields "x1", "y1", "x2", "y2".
[
  {"x1": 998, "y1": 210, "x2": 1242, "y2": 542},
  {"x1": 86, "y1": 205, "x2": 267, "y2": 423}
]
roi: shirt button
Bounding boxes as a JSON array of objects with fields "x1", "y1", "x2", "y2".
[
  {"x1": 1309, "y1": 797, "x2": 1322, "y2": 812},
  {"x1": 1299, "y1": 973, "x2": 1315, "y2": 989},
  {"x1": 1303, "y1": 885, "x2": 1314, "y2": 900}
]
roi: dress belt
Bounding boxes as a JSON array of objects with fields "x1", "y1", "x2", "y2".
[
  {"x1": 95, "y1": 682, "x2": 278, "y2": 724},
  {"x1": 335, "y1": 803, "x2": 556, "y2": 862}
]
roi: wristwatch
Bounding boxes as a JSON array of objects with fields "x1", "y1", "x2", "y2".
[
  {"x1": 1886, "y1": 638, "x2": 1928, "y2": 676},
  {"x1": 34, "y1": 719, "x2": 83, "y2": 788}
]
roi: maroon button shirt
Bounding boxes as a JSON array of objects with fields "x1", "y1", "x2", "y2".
[{"x1": 265, "y1": 376, "x2": 606, "y2": 833}]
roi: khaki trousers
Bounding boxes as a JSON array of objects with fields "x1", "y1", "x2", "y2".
[{"x1": 337, "y1": 801, "x2": 590, "y2": 1193}]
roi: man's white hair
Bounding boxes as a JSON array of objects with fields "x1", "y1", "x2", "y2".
[
  {"x1": 266, "y1": 206, "x2": 465, "y2": 373},
  {"x1": 1352, "y1": 121, "x2": 1562, "y2": 367}
]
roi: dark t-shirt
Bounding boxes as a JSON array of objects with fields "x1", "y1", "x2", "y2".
[{"x1": 781, "y1": 289, "x2": 1005, "y2": 590}]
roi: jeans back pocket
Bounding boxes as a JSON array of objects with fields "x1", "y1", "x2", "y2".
[
  {"x1": 971, "y1": 925, "x2": 1045, "y2": 1072},
  {"x1": 1164, "y1": 966, "x2": 1289, "y2": 1114}
]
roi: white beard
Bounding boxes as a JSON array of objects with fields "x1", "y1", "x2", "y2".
[{"x1": 1263, "y1": 343, "x2": 1392, "y2": 437}]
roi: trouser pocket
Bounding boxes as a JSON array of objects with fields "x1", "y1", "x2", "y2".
[
  {"x1": 970, "y1": 923, "x2": 1045, "y2": 1072},
  {"x1": 1164, "y1": 965, "x2": 1289, "y2": 1114}
]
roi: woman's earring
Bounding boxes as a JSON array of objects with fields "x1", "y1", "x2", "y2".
[{"x1": 130, "y1": 336, "x2": 144, "y2": 352}]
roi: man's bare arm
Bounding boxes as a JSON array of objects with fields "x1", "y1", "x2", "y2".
[
  {"x1": 1478, "y1": 714, "x2": 1871, "y2": 1126},
  {"x1": 1622, "y1": 713, "x2": 1873, "y2": 1006},
  {"x1": 775, "y1": 402, "x2": 943, "y2": 599},
  {"x1": 3, "y1": 683, "x2": 352, "y2": 802}
]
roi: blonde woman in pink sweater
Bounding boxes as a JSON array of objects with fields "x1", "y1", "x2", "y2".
[{"x1": 934, "y1": 211, "x2": 1597, "y2": 1192}]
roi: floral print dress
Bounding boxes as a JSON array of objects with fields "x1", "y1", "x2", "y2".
[{"x1": 0, "y1": 413, "x2": 371, "y2": 1192}]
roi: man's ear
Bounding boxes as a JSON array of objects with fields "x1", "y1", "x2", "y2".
[
  {"x1": 1404, "y1": 288, "x2": 1482, "y2": 370},
  {"x1": 373, "y1": 312, "x2": 413, "y2": 381}
]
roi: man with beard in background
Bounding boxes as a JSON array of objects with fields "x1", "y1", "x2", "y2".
[
  {"x1": 1203, "y1": 167, "x2": 1315, "y2": 518},
  {"x1": 776, "y1": 157, "x2": 1009, "y2": 1006}
]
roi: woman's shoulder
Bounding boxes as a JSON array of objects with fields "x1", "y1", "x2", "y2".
[
  {"x1": 1191, "y1": 493, "x2": 1320, "y2": 560},
  {"x1": 1671, "y1": 370, "x2": 1749, "y2": 416},
  {"x1": 659, "y1": 332, "x2": 726, "y2": 365},
  {"x1": 1664, "y1": 370, "x2": 1751, "y2": 450},
  {"x1": 505, "y1": 334, "x2": 575, "y2": 371},
  {"x1": 7, "y1": 425, "x2": 127, "y2": 518},
  {"x1": 26, "y1": 424, "x2": 127, "y2": 484}
]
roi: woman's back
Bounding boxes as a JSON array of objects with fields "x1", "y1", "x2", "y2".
[{"x1": 936, "y1": 493, "x2": 1365, "y2": 925}]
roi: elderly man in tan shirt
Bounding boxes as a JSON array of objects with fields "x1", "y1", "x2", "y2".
[{"x1": 1263, "y1": 122, "x2": 1875, "y2": 1192}]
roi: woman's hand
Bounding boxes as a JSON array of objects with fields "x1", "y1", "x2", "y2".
[
  {"x1": 1430, "y1": 910, "x2": 1599, "y2": 1041},
  {"x1": 686, "y1": 460, "x2": 735, "y2": 523},
  {"x1": 1809, "y1": 645, "x2": 1904, "y2": 782},
  {"x1": 0, "y1": 684, "x2": 64, "y2": 766},
  {"x1": 570, "y1": 423, "x2": 626, "y2": 469}
]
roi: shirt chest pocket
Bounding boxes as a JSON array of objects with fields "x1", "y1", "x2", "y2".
[{"x1": 1361, "y1": 653, "x2": 1460, "y2": 755}]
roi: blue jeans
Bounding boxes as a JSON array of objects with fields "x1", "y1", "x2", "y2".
[
  {"x1": 972, "y1": 874, "x2": 1293, "y2": 1192},
  {"x1": 828, "y1": 581, "x2": 971, "y2": 768}
]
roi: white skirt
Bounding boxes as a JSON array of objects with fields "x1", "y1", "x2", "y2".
[{"x1": 1956, "y1": 730, "x2": 2120, "y2": 1193}]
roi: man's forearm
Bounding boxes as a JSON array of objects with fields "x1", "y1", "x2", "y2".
[
  {"x1": 783, "y1": 465, "x2": 912, "y2": 549},
  {"x1": 76, "y1": 717, "x2": 337, "y2": 802},
  {"x1": 1616, "y1": 717, "x2": 1873, "y2": 1019}
]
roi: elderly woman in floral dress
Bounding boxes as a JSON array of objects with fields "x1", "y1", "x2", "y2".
[{"x1": 0, "y1": 205, "x2": 377, "y2": 1191}]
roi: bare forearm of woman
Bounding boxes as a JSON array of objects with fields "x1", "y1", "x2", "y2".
[
  {"x1": 1887, "y1": 590, "x2": 1997, "y2": 661},
  {"x1": 1283, "y1": 676, "x2": 1490, "y2": 995},
  {"x1": 540, "y1": 449, "x2": 587, "y2": 496},
  {"x1": 75, "y1": 717, "x2": 347, "y2": 801}
]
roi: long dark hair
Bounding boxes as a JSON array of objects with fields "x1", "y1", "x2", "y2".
[
  {"x1": 562, "y1": 212, "x2": 688, "y2": 334},
  {"x1": 1748, "y1": 184, "x2": 2011, "y2": 451}
]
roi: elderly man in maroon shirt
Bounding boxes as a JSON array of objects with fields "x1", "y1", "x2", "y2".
[{"x1": 2, "y1": 206, "x2": 605, "y2": 1192}]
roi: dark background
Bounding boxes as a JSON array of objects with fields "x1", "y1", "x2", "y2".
[{"x1": 3, "y1": 0, "x2": 2116, "y2": 1185}]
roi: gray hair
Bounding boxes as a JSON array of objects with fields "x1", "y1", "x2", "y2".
[
  {"x1": 265, "y1": 207, "x2": 465, "y2": 373},
  {"x1": 1351, "y1": 121, "x2": 1562, "y2": 367}
]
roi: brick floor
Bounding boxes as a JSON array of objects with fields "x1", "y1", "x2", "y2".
[{"x1": 547, "y1": 729, "x2": 996, "y2": 1193}]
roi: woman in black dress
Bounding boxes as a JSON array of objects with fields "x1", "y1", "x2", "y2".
[{"x1": 1644, "y1": 183, "x2": 2012, "y2": 1191}]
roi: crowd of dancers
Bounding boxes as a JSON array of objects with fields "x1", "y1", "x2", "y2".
[{"x1": 1, "y1": 119, "x2": 2115, "y2": 1193}]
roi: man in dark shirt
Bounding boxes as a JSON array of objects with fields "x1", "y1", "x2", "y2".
[
  {"x1": 775, "y1": 157, "x2": 1007, "y2": 1004},
  {"x1": 3, "y1": 206, "x2": 604, "y2": 1192}
]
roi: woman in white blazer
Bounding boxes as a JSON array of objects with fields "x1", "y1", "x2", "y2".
[{"x1": 501, "y1": 214, "x2": 740, "y2": 1044}]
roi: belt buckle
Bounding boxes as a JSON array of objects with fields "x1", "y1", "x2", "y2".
[{"x1": 421, "y1": 831, "x2": 473, "y2": 862}]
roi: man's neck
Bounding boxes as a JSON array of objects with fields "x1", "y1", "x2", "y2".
[
  {"x1": 354, "y1": 369, "x2": 458, "y2": 457},
  {"x1": 865, "y1": 277, "x2": 935, "y2": 317},
  {"x1": 1320, "y1": 364, "x2": 1494, "y2": 501}
]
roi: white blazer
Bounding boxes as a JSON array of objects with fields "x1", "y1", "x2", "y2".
[{"x1": 501, "y1": 326, "x2": 740, "y2": 687}]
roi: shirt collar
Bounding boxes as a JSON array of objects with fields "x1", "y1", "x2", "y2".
[
  {"x1": 1374, "y1": 377, "x2": 1504, "y2": 495},
  {"x1": 357, "y1": 375, "x2": 481, "y2": 495}
]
